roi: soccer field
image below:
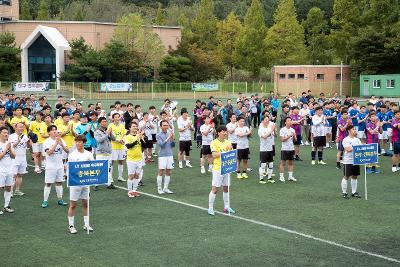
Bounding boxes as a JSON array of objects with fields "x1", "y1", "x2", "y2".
[{"x1": 1, "y1": 99, "x2": 400, "y2": 266}]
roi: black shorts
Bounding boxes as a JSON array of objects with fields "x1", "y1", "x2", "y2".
[
  {"x1": 294, "y1": 134, "x2": 302, "y2": 145},
  {"x1": 201, "y1": 145, "x2": 212, "y2": 156},
  {"x1": 281, "y1": 150, "x2": 294, "y2": 161},
  {"x1": 179, "y1": 140, "x2": 192, "y2": 156},
  {"x1": 260, "y1": 151, "x2": 274, "y2": 163},
  {"x1": 145, "y1": 139, "x2": 153, "y2": 149},
  {"x1": 343, "y1": 164, "x2": 360, "y2": 177},
  {"x1": 313, "y1": 136, "x2": 326, "y2": 148},
  {"x1": 393, "y1": 142, "x2": 400, "y2": 155},
  {"x1": 232, "y1": 143, "x2": 237, "y2": 149},
  {"x1": 338, "y1": 141, "x2": 344, "y2": 152},
  {"x1": 152, "y1": 134, "x2": 157, "y2": 143},
  {"x1": 272, "y1": 145, "x2": 276, "y2": 156},
  {"x1": 237, "y1": 148, "x2": 250, "y2": 160}
]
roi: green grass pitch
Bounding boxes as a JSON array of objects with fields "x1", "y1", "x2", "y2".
[{"x1": 1, "y1": 99, "x2": 399, "y2": 266}]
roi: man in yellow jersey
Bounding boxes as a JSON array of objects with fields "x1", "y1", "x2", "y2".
[
  {"x1": 29, "y1": 111, "x2": 47, "y2": 173},
  {"x1": 124, "y1": 121, "x2": 146, "y2": 198},
  {"x1": 10, "y1": 107, "x2": 29, "y2": 135},
  {"x1": 70, "y1": 111, "x2": 81, "y2": 137},
  {"x1": 208, "y1": 125, "x2": 235, "y2": 216},
  {"x1": 108, "y1": 113, "x2": 127, "y2": 182}
]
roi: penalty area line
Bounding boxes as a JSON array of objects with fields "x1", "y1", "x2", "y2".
[{"x1": 115, "y1": 185, "x2": 400, "y2": 264}]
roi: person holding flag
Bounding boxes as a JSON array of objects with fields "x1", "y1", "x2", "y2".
[{"x1": 208, "y1": 125, "x2": 235, "y2": 216}]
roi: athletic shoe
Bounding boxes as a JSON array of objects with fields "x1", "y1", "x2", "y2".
[
  {"x1": 83, "y1": 225, "x2": 94, "y2": 232},
  {"x1": 117, "y1": 177, "x2": 126, "y2": 182},
  {"x1": 237, "y1": 173, "x2": 243, "y2": 179},
  {"x1": 304, "y1": 141, "x2": 310, "y2": 145},
  {"x1": 201, "y1": 166, "x2": 206, "y2": 174},
  {"x1": 294, "y1": 156, "x2": 303, "y2": 161},
  {"x1": 179, "y1": 162, "x2": 183, "y2": 169},
  {"x1": 186, "y1": 162, "x2": 193, "y2": 168},
  {"x1": 93, "y1": 186, "x2": 99, "y2": 191},
  {"x1": 288, "y1": 177, "x2": 297, "y2": 182},
  {"x1": 342, "y1": 193, "x2": 349, "y2": 199},
  {"x1": 163, "y1": 188, "x2": 173, "y2": 194},
  {"x1": 259, "y1": 179, "x2": 267, "y2": 184},
  {"x1": 392, "y1": 166, "x2": 397, "y2": 173},
  {"x1": 373, "y1": 169, "x2": 381, "y2": 174},
  {"x1": 351, "y1": 192, "x2": 361, "y2": 198},
  {"x1": 366, "y1": 168, "x2": 374, "y2": 174},
  {"x1": 138, "y1": 181, "x2": 144, "y2": 187},
  {"x1": 69, "y1": 225, "x2": 77, "y2": 234},
  {"x1": 247, "y1": 168, "x2": 253, "y2": 172},
  {"x1": 241, "y1": 173, "x2": 249, "y2": 179},
  {"x1": 34, "y1": 167, "x2": 42, "y2": 174},
  {"x1": 58, "y1": 200, "x2": 68, "y2": 206},
  {"x1": 311, "y1": 160, "x2": 316, "y2": 165},
  {"x1": 157, "y1": 188, "x2": 164, "y2": 195},
  {"x1": 14, "y1": 190, "x2": 25, "y2": 196},
  {"x1": 128, "y1": 192, "x2": 136, "y2": 198},
  {"x1": 224, "y1": 207, "x2": 236, "y2": 214},
  {"x1": 267, "y1": 179, "x2": 276, "y2": 184},
  {"x1": 318, "y1": 160, "x2": 327, "y2": 165},
  {"x1": 279, "y1": 177, "x2": 285, "y2": 182},
  {"x1": 0, "y1": 210, "x2": 3, "y2": 215},
  {"x1": 41, "y1": 200, "x2": 49, "y2": 208},
  {"x1": 381, "y1": 149, "x2": 386, "y2": 155},
  {"x1": 207, "y1": 208, "x2": 215, "y2": 216},
  {"x1": 107, "y1": 184, "x2": 117, "y2": 189},
  {"x1": 336, "y1": 165, "x2": 341, "y2": 169},
  {"x1": 3, "y1": 206, "x2": 14, "y2": 213},
  {"x1": 132, "y1": 191, "x2": 140, "y2": 197}
]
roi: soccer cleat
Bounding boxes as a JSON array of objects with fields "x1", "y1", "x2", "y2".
[
  {"x1": 304, "y1": 141, "x2": 310, "y2": 145},
  {"x1": 351, "y1": 192, "x2": 361, "y2": 198},
  {"x1": 392, "y1": 166, "x2": 397, "y2": 173},
  {"x1": 0, "y1": 210, "x2": 3, "y2": 215},
  {"x1": 128, "y1": 192, "x2": 136, "y2": 198},
  {"x1": 163, "y1": 188, "x2": 174, "y2": 194},
  {"x1": 311, "y1": 160, "x2": 316, "y2": 165},
  {"x1": 41, "y1": 201, "x2": 49, "y2": 208},
  {"x1": 83, "y1": 225, "x2": 94, "y2": 232},
  {"x1": 237, "y1": 173, "x2": 243, "y2": 179},
  {"x1": 132, "y1": 191, "x2": 140, "y2": 197},
  {"x1": 58, "y1": 200, "x2": 68, "y2": 206},
  {"x1": 157, "y1": 188, "x2": 165, "y2": 195},
  {"x1": 366, "y1": 168, "x2": 374, "y2": 174},
  {"x1": 259, "y1": 179, "x2": 267, "y2": 184},
  {"x1": 201, "y1": 166, "x2": 206, "y2": 174},
  {"x1": 13, "y1": 190, "x2": 25, "y2": 196},
  {"x1": 179, "y1": 162, "x2": 183, "y2": 169},
  {"x1": 224, "y1": 207, "x2": 236, "y2": 214},
  {"x1": 279, "y1": 177, "x2": 285, "y2": 182},
  {"x1": 267, "y1": 179, "x2": 276, "y2": 184},
  {"x1": 207, "y1": 208, "x2": 215, "y2": 216},
  {"x1": 34, "y1": 167, "x2": 42, "y2": 174},
  {"x1": 117, "y1": 177, "x2": 126, "y2": 182},
  {"x1": 247, "y1": 168, "x2": 253, "y2": 172},
  {"x1": 69, "y1": 225, "x2": 77, "y2": 234},
  {"x1": 107, "y1": 184, "x2": 117, "y2": 189},
  {"x1": 242, "y1": 173, "x2": 249, "y2": 179},
  {"x1": 336, "y1": 165, "x2": 342, "y2": 170},
  {"x1": 93, "y1": 186, "x2": 99, "y2": 191},
  {"x1": 288, "y1": 177, "x2": 297, "y2": 182},
  {"x1": 3, "y1": 206, "x2": 14, "y2": 213},
  {"x1": 342, "y1": 193, "x2": 349, "y2": 199},
  {"x1": 186, "y1": 162, "x2": 193, "y2": 168},
  {"x1": 318, "y1": 160, "x2": 327, "y2": 165}
]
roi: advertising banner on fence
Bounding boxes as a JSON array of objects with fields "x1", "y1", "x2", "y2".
[
  {"x1": 13, "y1": 82, "x2": 50, "y2": 92},
  {"x1": 353, "y1": 143, "x2": 379, "y2": 165},
  {"x1": 192, "y1": 83, "x2": 219, "y2": 91},
  {"x1": 220, "y1": 149, "x2": 237, "y2": 175},
  {"x1": 100, "y1": 83, "x2": 133, "y2": 92},
  {"x1": 68, "y1": 160, "x2": 109, "y2": 186}
]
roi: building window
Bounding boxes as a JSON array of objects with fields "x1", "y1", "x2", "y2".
[
  {"x1": 0, "y1": 0, "x2": 11, "y2": 6},
  {"x1": 373, "y1": 80, "x2": 381, "y2": 88},
  {"x1": 288, "y1": 74, "x2": 295, "y2": 79},
  {"x1": 297, "y1": 74, "x2": 305, "y2": 79},
  {"x1": 387, "y1": 80, "x2": 395, "y2": 88},
  {"x1": 316, "y1": 74, "x2": 324, "y2": 80},
  {"x1": 279, "y1": 74, "x2": 286, "y2": 79},
  {"x1": 336, "y1": 74, "x2": 342, "y2": 80}
]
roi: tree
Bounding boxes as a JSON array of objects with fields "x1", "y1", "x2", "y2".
[
  {"x1": 73, "y1": 4, "x2": 86, "y2": 21},
  {"x1": 234, "y1": 0, "x2": 267, "y2": 77},
  {"x1": 191, "y1": 0, "x2": 218, "y2": 50},
  {"x1": 159, "y1": 56, "x2": 193, "y2": 82},
  {"x1": 155, "y1": 2, "x2": 166, "y2": 25},
  {"x1": 264, "y1": 0, "x2": 308, "y2": 66},
  {"x1": 217, "y1": 12, "x2": 242, "y2": 80},
  {"x1": 37, "y1": 0, "x2": 50, "y2": 20},
  {"x1": 0, "y1": 33, "x2": 20, "y2": 81},
  {"x1": 20, "y1": 0, "x2": 32, "y2": 20},
  {"x1": 303, "y1": 7, "x2": 332, "y2": 64}
]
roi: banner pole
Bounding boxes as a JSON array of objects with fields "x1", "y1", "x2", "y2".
[
  {"x1": 364, "y1": 165, "x2": 367, "y2": 200},
  {"x1": 87, "y1": 186, "x2": 90, "y2": 235}
]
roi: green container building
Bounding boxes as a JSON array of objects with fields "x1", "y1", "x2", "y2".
[{"x1": 360, "y1": 74, "x2": 400, "y2": 97}]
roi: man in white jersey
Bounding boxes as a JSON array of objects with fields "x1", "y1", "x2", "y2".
[
  {"x1": 177, "y1": 108, "x2": 194, "y2": 169},
  {"x1": 235, "y1": 116, "x2": 251, "y2": 179},
  {"x1": 148, "y1": 106, "x2": 159, "y2": 156},
  {"x1": 258, "y1": 112, "x2": 276, "y2": 184},
  {"x1": 200, "y1": 116, "x2": 214, "y2": 174},
  {"x1": 139, "y1": 112, "x2": 155, "y2": 163},
  {"x1": 42, "y1": 125, "x2": 69, "y2": 208},
  {"x1": 226, "y1": 114, "x2": 238, "y2": 149},
  {"x1": 0, "y1": 126, "x2": 16, "y2": 214},
  {"x1": 279, "y1": 117, "x2": 297, "y2": 182},
  {"x1": 311, "y1": 106, "x2": 327, "y2": 165},
  {"x1": 341, "y1": 125, "x2": 362, "y2": 199},
  {"x1": 9, "y1": 122, "x2": 30, "y2": 196},
  {"x1": 67, "y1": 135, "x2": 95, "y2": 234}
]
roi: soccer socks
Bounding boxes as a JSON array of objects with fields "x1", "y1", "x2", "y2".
[
  {"x1": 279, "y1": 173, "x2": 284, "y2": 179},
  {"x1": 341, "y1": 179, "x2": 348, "y2": 194},
  {"x1": 156, "y1": 175, "x2": 162, "y2": 189},
  {"x1": 164, "y1": 176, "x2": 171, "y2": 190},
  {"x1": 68, "y1": 216, "x2": 74, "y2": 227},
  {"x1": 84, "y1": 216, "x2": 89, "y2": 226},
  {"x1": 351, "y1": 179, "x2": 358, "y2": 194},
  {"x1": 43, "y1": 186, "x2": 51, "y2": 201},
  {"x1": 267, "y1": 162, "x2": 274, "y2": 179},
  {"x1": 311, "y1": 151, "x2": 316, "y2": 160},
  {"x1": 223, "y1": 192, "x2": 230, "y2": 209},
  {"x1": 55, "y1": 185, "x2": 63, "y2": 199},
  {"x1": 318, "y1": 151, "x2": 323, "y2": 161},
  {"x1": 4, "y1": 191, "x2": 11, "y2": 207},
  {"x1": 208, "y1": 191, "x2": 216, "y2": 209},
  {"x1": 259, "y1": 163, "x2": 266, "y2": 179},
  {"x1": 127, "y1": 179, "x2": 133, "y2": 192},
  {"x1": 132, "y1": 179, "x2": 139, "y2": 192},
  {"x1": 118, "y1": 164, "x2": 124, "y2": 178},
  {"x1": 288, "y1": 172, "x2": 293, "y2": 179},
  {"x1": 139, "y1": 169, "x2": 143, "y2": 182},
  {"x1": 110, "y1": 165, "x2": 114, "y2": 182}
]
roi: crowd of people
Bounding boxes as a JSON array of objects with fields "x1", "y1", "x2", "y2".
[{"x1": 0, "y1": 91, "x2": 399, "y2": 233}]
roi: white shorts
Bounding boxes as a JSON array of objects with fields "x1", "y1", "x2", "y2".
[
  {"x1": 212, "y1": 170, "x2": 230, "y2": 187},
  {"x1": 62, "y1": 150, "x2": 69, "y2": 160},
  {"x1": 0, "y1": 172, "x2": 14, "y2": 187},
  {"x1": 112, "y1": 149, "x2": 126, "y2": 161},
  {"x1": 32, "y1": 143, "x2": 43, "y2": 153},
  {"x1": 69, "y1": 186, "x2": 89, "y2": 201},
  {"x1": 158, "y1": 156, "x2": 174, "y2": 170},
  {"x1": 96, "y1": 154, "x2": 112, "y2": 184},
  {"x1": 325, "y1": 127, "x2": 332, "y2": 134},
  {"x1": 387, "y1": 128, "x2": 393, "y2": 137},
  {"x1": 379, "y1": 131, "x2": 389, "y2": 140},
  {"x1": 357, "y1": 131, "x2": 366, "y2": 139},
  {"x1": 127, "y1": 161, "x2": 142, "y2": 175},
  {"x1": 12, "y1": 160, "x2": 27, "y2": 175},
  {"x1": 45, "y1": 168, "x2": 64, "y2": 184}
]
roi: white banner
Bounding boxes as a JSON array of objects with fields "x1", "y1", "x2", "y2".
[
  {"x1": 100, "y1": 83, "x2": 133, "y2": 92},
  {"x1": 13, "y1": 83, "x2": 49, "y2": 92},
  {"x1": 192, "y1": 83, "x2": 219, "y2": 91}
]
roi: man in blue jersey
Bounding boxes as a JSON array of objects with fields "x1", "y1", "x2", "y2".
[
  {"x1": 377, "y1": 105, "x2": 390, "y2": 155},
  {"x1": 357, "y1": 105, "x2": 369, "y2": 144}
]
